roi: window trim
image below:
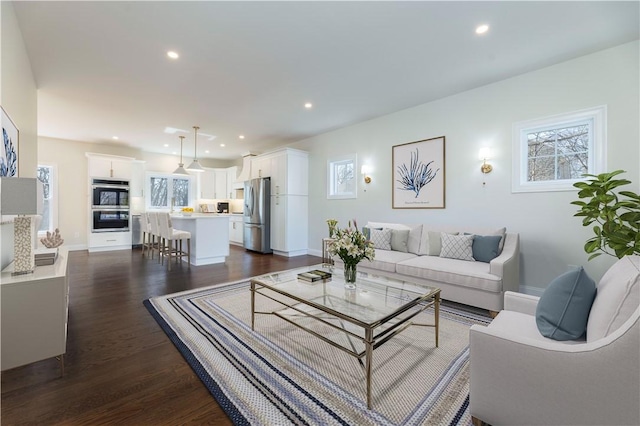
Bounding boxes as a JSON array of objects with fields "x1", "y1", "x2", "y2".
[
  {"x1": 327, "y1": 153, "x2": 357, "y2": 199},
  {"x1": 37, "y1": 163, "x2": 58, "y2": 236},
  {"x1": 145, "y1": 171, "x2": 194, "y2": 210},
  {"x1": 511, "y1": 105, "x2": 607, "y2": 193}
]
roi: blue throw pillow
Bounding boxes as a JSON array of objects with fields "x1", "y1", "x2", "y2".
[
  {"x1": 535, "y1": 267, "x2": 596, "y2": 341},
  {"x1": 470, "y1": 234, "x2": 502, "y2": 263}
]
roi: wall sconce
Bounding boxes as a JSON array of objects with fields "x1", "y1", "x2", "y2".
[
  {"x1": 361, "y1": 165, "x2": 372, "y2": 184},
  {"x1": 479, "y1": 147, "x2": 493, "y2": 174}
]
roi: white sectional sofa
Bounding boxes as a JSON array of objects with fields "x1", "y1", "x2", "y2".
[{"x1": 334, "y1": 221, "x2": 520, "y2": 313}]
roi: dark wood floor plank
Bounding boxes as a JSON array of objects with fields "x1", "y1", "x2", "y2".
[{"x1": 1, "y1": 246, "x2": 320, "y2": 424}]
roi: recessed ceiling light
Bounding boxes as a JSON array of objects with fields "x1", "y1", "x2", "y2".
[
  {"x1": 163, "y1": 144, "x2": 169, "y2": 147},
  {"x1": 112, "y1": 136, "x2": 119, "y2": 140},
  {"x1": 172, "y1": 151, "x2": 177, "y2": 155},
  {"x1": 220, "y1": 144, "x2": 225, "y2": 147},
  {"x1": 239, "y1": 135, "x2": 245, "y2": 139},
  {"x1": 205, "y1": 150, "x2": 210, "y2": 154},
  {"x1": 167, "y1": 51, "x2": 179, "y2": 59},
  {"x1": 304, "y1": 102, "x2": 313, "y2": 109},
  {"x1": 475, "y1": 24, "x2": 489, "y2": 35}
]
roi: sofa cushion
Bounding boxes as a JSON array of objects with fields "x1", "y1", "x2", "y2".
[
  {"x1": 470, "y1": 234, "x2": 502, "y2": 263},
  {"x1": 440, "y1": 233, "x2": 475, "y2": 261},
  {"x1": 535, "y1": 267, "x2": 596, "y2": 341},
  {"x1": 370, "y1": 228, "x2": 392, "y2": 250},
  {"x1": 587, "y1": 255, "x2": 640, "y2": 342},
  {"x1": 366, "y1": 222, "x2": 422, "y2": 255},
  {"x1": 489, "y1": 310, "x2": 585, "y2": 345},
  {"x1": 359, "y1": 249, "x2": 417, "y2": 273},
  {"x1": 390, "y1": 229, "x2": 409, "y2": 252},
  {"x1": 396, "y1": 255, "x2": 502, "y2": 293},
  {"x1": 419, "y1": 231, "x2": 459, "y2": 256}
]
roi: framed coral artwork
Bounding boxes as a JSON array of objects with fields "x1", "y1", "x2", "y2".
[
  {"x1": 1, "y1": 106, "x2": 19, "y2": 177},
  {"x1": 392, "y1": 136, "x2": 445, "y2": 209}
]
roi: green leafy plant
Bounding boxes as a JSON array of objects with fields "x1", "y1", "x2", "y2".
[{"x1": 571, "y1": 170, "x2": 640, "y2": 260}]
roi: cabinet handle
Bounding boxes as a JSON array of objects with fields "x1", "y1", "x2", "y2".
[
  {"x1": 276, "y1": 195, "x2": 280, "y2": 206},
  {"x1": 259, "y1": 169, "x2": 262, "y2": 177},
  {"x1": 276, "y1": 185, "x2": 279, "y2": 195},
  {"x1": 233, "y1": 222, "x2": 236, "y2": 229}
]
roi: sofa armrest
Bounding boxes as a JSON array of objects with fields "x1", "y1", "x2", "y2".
[
  {"x1": 504, "y1": 291, "x2": 539, "y2": 315},
  {"x1": 469, "y1": 316, "x2": 640, "y2": 426},
  {"x1": 489, "y1": 233, "x2": 520, "y2": 293}
]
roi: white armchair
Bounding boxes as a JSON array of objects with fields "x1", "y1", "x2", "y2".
[{"x1": 469, "y1": 256, "x2": 640, "y2": 426}]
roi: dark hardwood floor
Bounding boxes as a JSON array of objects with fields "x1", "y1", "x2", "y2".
[{"x1": 1, "y1": 245, "x2": 321, "y2": 425}]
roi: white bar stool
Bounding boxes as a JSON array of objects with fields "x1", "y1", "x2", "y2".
[{"x1": 158, "y1": 212, "x2": 191, "y2": 271}]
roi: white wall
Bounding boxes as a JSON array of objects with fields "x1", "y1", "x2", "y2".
[
  {"x1": 1, "y1": 1, "x2": 38, "y2": 269},
  {"x1": 38, "y1": 137, "x2": 236, "y2": 249},
  {"x1": 291, "y1": 41, "x2": 639, "y2": 291}
]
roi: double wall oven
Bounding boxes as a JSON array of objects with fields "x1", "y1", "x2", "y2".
[{"x1": 91, "y1": 178, "x2": 130, "y2": 233}]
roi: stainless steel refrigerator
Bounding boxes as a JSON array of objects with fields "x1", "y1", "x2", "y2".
[{"x1": 243, "y1": 177, "x2": 272, "y2": 253}]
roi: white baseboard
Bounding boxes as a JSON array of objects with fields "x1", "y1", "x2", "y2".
[
  {"x1": 519, "y1": 285, "x2": 544, "y2": 297},
  {"x1": 307, "y1": 248, "x2": 322, "y2": 257},
  {"x1": 64, "y1": 244, "x2": 87, "y2": 252}
]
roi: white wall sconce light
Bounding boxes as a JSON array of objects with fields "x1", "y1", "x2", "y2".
[
  {"x1": 361, "y1": 164, "x2": 372, "y2": 184},
  {"x1": 479, "y1": 147, "x2": 493, "y2": 174}
]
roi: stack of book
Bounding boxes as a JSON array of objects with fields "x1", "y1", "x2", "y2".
[
  {"x1": 34, "y1": 248, "x2": 59, "y2": 266},
  {"x1": 297, "y1": 269, "x2": 332, "y2": 283}
]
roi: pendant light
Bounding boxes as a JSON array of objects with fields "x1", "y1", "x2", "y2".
[
  {"x1": 186, "y1": 125, "x2": 205, "y2": 172},
  {"x1": 173, "y1": 136, "x2": 189, "y2": 175}
]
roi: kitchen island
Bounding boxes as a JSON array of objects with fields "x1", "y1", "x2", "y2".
[{"x1": 171, "y1": 214, "x2": 230, "y2": 265}]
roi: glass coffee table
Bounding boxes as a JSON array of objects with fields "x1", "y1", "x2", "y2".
[{"x1": 250, "y1": 264, "x2": 441, "y2": 409}]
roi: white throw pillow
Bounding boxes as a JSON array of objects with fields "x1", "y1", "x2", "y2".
[
  {"x1": 586, "y1": 255, "x2": 640, "y2": 342},
  {"x1": 440, "y1": 233, "x2": 475, "y2": 261},
  {"x1": 370, "y1": 228, "x2": 392, "y2": 250},
  {"x1": 407, "y1": 225, "x2": 423, "y2": 254}
]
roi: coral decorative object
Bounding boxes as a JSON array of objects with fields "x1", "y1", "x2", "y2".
[{"x1": 41, "y1": 228, "x2": 64, "y2": 248}]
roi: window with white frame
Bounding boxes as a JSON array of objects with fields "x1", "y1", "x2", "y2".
[
  {"x1": 37, "y1": 164, "x2": 57, "y2": 234},
  {"x1": 327, "y1": 154, "x2": 357, "y2": 199},
  {"x1": 146, "y1": 173, "x2": 193, "y2": 209},
  {"x1": 512, "y1": 106, "x2": 606, "y2": 193}
]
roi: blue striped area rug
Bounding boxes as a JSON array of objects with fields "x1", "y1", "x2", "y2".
[{"x1": 144, "y1": 276, "x2": 491, "y2": 426}]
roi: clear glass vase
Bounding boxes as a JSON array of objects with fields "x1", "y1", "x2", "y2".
[{"x1": 343, "y1": 262, "x2": 358, "y2": 285}]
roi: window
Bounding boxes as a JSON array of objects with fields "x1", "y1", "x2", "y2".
[
  {"x1": 146, "y1": 173, "x2": 193, "y2": 209},
  {"x1": 37, "y1": 164, "x2": 57, "y2": 234},
  {"x1": 512, "y1": 106, "x2": 606, "y2": 193},
  {"x1": 327, "y1": 154, "x2": 357, "y2": 199}
]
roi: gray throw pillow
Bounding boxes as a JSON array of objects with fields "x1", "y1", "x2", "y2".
[
  {"x1": 466, "y1": 234, "x2": 502, "y2": 263},
  {"x1": 390, "y1": 229, "x2": 410, "y2": 253},
  {"x1": 535, "y1": 267, "x2": 596, "y2": 341}
]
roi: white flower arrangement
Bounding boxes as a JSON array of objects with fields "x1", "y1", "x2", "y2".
[{"x1": 327, "y1": 219, "x2": 375, "y2": 266}]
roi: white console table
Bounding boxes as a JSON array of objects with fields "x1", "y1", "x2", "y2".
[{"x1": 1, "y1": 248, "x2": 69, "y2": 375}]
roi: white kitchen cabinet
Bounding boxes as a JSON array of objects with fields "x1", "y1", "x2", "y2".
[
  {"x1": 270, "y1": 194, "x2": 308, "y2": 257},
  {"x1": 88, "y1": 230, "x2": 132, "y2": 252},
  {"x1": 86, "y1": 153, "x2": 133, "y2": 180},
  {"x1": 251, "y1": 156, "x2": 272, "y2": 179},
  {"x1": 226, "y1": 166, "x2": 238, "y2": 199},
  {"x1": 199, "y1": 168, "x2": 216, "y2": 199},
  {"x1": 130, "y1": 160, "x2": 146, "y2": 197},
  {"x1": 269, "y1": 149, "x2": 308, "y2": 196},
  {"x1": 1, "y1": 249, "x2": 69, "y2": 373},
  {"x1": 229, "y1": 215, "x2": 243, "y2": 245},
  {"x1": 214, "y1": 169, "x2": 227, "y2": 199}
]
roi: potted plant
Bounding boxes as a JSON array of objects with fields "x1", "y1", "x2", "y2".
[{"x1": 571, "y1": 170, "x2": 640, "y2": 260}]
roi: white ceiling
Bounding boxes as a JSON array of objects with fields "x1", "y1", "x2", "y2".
[{"x1": 14, "y1": 1, "x2": 639, "y2": 161}]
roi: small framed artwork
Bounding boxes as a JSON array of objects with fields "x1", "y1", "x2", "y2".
[
  {"x1": 327, "y1": 153, "x2": 357, "y2": 199},
  {"x1": 1, "y1": 106, "x2": 19, "y2": 177},
  {"x1": 392, "y1": 136, "x2": 445, "y2": 209}
]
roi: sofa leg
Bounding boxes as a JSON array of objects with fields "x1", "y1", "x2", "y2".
[
  {"x1": 471, "y1": 416, "x2": 487, "y2": 426},
  {"x1": 489, "y1": 310, "x2": 499, "y2": 318}
]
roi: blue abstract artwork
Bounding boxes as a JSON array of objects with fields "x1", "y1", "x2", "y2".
[{"x1": 1, "y1": 107, "x2": 18, "y2": 177}]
